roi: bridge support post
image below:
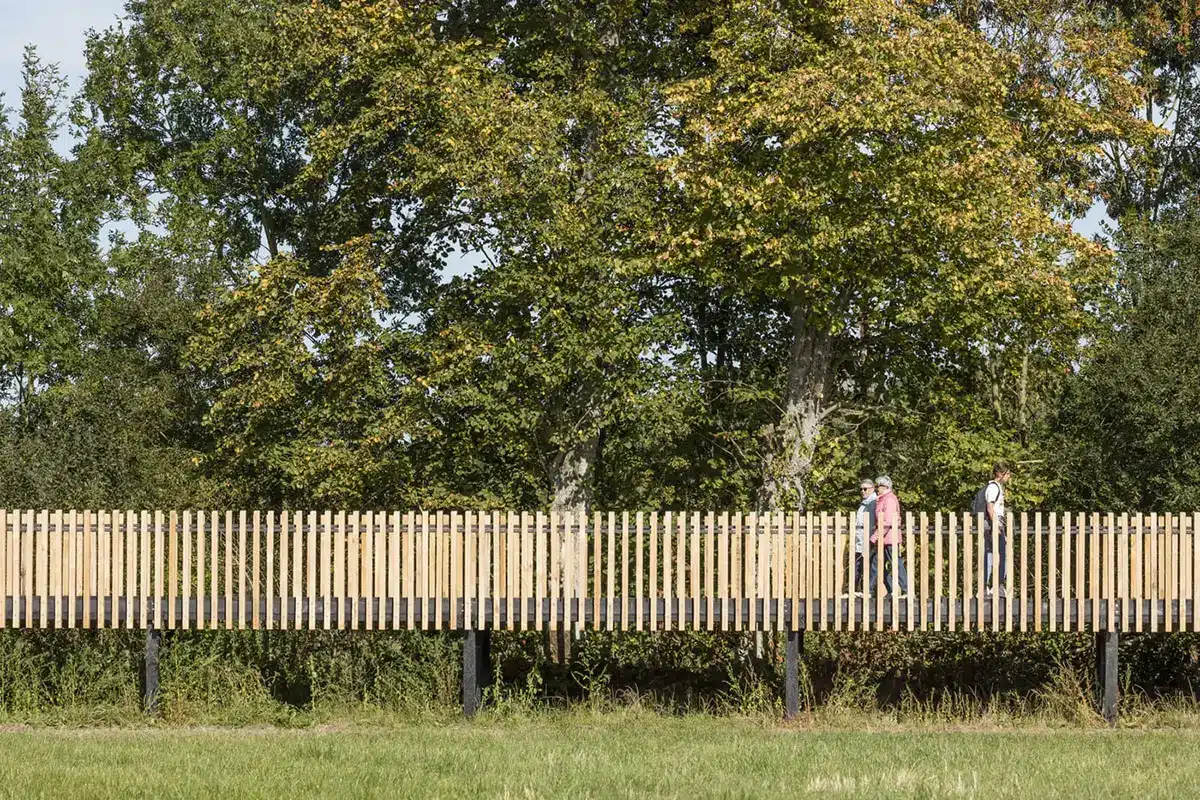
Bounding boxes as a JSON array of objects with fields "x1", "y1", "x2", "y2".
[
  {"x1": 1096, "y1": 630, "x2": 1118, "y2": 727},
  {"x1": 785, "y1": 629, "x2": 802, "y2": 720},
  {"x1": 463, "y1": 629, "x2": 491, "y2": 718},
  {"x1": 142, "y1": 601, "x2": 162, "y2": 715}
]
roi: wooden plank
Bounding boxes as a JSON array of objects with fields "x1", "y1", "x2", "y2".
[
  {"x1": 609, "y1": 511, "x2": 619, "y2": 631},
  {"x1": 192, "y1": 511, "x2": 203, "y2": 630},
  {"x1": 1149, "y1": 512, "x2": 1158, "y2": 631},
  {"x1": 0, "y1": 510, "x2": 6, "y2": 630},
  {"x1": 1106, "y1": 511, "x2": 1116, "y2": 632},
  {"x1": 1004, "y1": 511, "x2": 1014, "y2": 632},
  {"x1": 388, "y1": 511, "x2": 400, "y2": 630},
  {"x1": 463, "y1": 510, "x2": 474, "y2": 630},
  {"x1": 1091, "y1": 512, "x2": 1101, "y2": 632},
  {"x1": 989, "y1": 510, "x2": 998, "y2": 632},
  {"x1": 232, "y1": 510, "x2": 243, "y2": 630},
  {"x1": 136, "y1": 511, "x2": 148, "y2": 629},
  {"x1": 403, "y1": 511, "x2": 414, "y2": 630},
  {"x1": 123, "y1": 510, "x2": 135, "y2": 630},
  {"x1": 1018, "y1": 513, "x2": 1028, "y2": 632},
  {"x1": 529, "y1": 511, "x2": 541, "y2": 631},
  {"x1": 361, "y1": 511, "x2": 373, "y2": 631},
  {"x1": 934, "y1": 513, "x2": 943, "y2": 632},
  {"x1": 1118, "y1": 512, "x2": 1129, "y2": 633},
  {"x1": 1048, "y1": 512, "x2": 1057, "y2": 632},
  {"x1": 962, "y1": 514, "x2": 973, "y2": 631},
  {"x1": 457, "y1": 510, "x2": 468, "y2": 630},
  {"x1": 274, "y1": 510, "x2": 284, "y2": 631},
  {"x1": 892, "y1": 511, "x2": 901, "y2": 633},
  {"x1": 313, "y1": 510, "x2": 325, "y2": 631},
  {"x1": 742, "y1": 513, "x2": 754, "y2": 631},
  {"x1": 625, "y1": 511, "x2": 634, "y2": 632},
  {"x1": 874, "y1": 510, "x2": 884, "y2": 632},
  {"x1": 66, "y1": 510, "x2": 78, "y2": 629},
  {"x1": 1194, "y1": 512, "x2": 1200, "y2": 633},
  {"x1": 1034, "y1": 513, "x2": 1043, "y2": 632},
  {"x1": 561, "y1": 511, "x2": 573, "y2": 634},
  {"x1": 165, "y1": 511, "x2": 177, "y2": 629},
  {"x1": 300, "y1": 511, "x2": 311, "y2": 631},
  {"x1": 84, "y1": 510, "x2": 95, "y2": 629},
  {"x1": 219, "y1": 510, "x2": 229, "y2": 630},
  {"x1": 801, "y1": 512, "x2": 811, "y2": 632},
  {"x1": 777, "y1": 513, "x2": 787, "y2": 633},
  {"x1": 518, "y1": 511, "x2": 530, "y2": 631},
  {"x1": 718, "y1": 512, "x2": 729, "y2": 633},
  {"x1": 375, "y1": 511, "x2": 387, "y2": 628},
  {"x1": 833, "y1": 511, "x2": 844, "y2": 631},
  {"x1": 729, "y1": 512, "x2": 739, "y2": 632},
  {"x1": 676, "y1": 512, "x2": 687, "y2": 631},
  {"x1": 691, "y1": 512, "x2": 702, "y2": 632},
  {"x1": 636, "y1": 512, "x2": 645, "y2": 631},
  {"x1": 1167, "y1": 512, "x2": 1177, "y2": 633},
  {"x1": 1061, "y1": 512, "x2": 1072, "y2": 632},
  {"x1": 662, "y1": 512, "x2": 672, "y2": 631},
  {"x1": 332, "y1": 510, "x2": 345, "y2": 630},
  {"x1": 789, "y1": 512, "x2": 800, "y2": 632},
  {"x1": 919, "y1": 512, "x2": 929, "y2": 630},
  {"x1": 24, "y1": 510, "x2": 35, "y2": 628},
  {"x1": 946, "y1": 513, "x2": 957, "y2": 632},
  {"x1": 906, "y1": 511, "x2": 915, "y2": 632},
  {"x1": 154, "y1": 510, "x2": 164, "y2": 630},
  {"x1": 97, "y1": 511, "x2": 109, "y2": 630},
  {"x1": 1132, "y1": 513, "x2": 1143, "y2": 633},
  {"x1": 547, "y1": 510, "x2": 559, "y2": 631},
  {"x1": 50, "y1": 510, "x2": 61, "y2": 628}
]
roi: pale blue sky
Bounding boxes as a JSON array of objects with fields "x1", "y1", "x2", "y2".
[
  {"x1": 0, "y1": 0, "x2": 126, "y2": 113},
  {"x1": 0, "y1": 0, "x2": 1111, "y2": 242}
]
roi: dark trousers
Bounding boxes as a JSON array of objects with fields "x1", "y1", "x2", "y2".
[{"x1": 868, "y1": 546, "x2": 909, "y2": 595}]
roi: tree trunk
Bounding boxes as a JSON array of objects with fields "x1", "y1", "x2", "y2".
[
  {"x1": 548, "y1": 430, "x2": 599, "y2": 664},
  {"x1": 758, "y1": 296, "x2": 833, "y2": 514}
]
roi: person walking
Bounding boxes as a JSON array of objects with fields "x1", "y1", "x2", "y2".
[
  {"x1": 869, "y1": 475, "x2": 908, "y2": 596},
  {"x1": 973, "y1": 461, "x2": 1012, "y2": 595},
  {"x1": 854, "y1": 479, "x2": 876, "y2": 593}
]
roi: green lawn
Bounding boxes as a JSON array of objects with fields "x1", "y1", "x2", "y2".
[{"x1": 0, "y1": 716, "x2": 1195, "y2": 798}]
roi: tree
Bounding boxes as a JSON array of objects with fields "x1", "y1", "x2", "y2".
[{"x1": 666, "y1": 0, "x2": 1148, "y2": 511}]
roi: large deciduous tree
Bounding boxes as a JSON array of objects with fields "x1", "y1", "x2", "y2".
[{"x1": 667, "y1": 0, "x2": 1148, "y2": 511}]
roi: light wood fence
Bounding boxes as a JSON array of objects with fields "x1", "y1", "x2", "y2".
[{"x1": 1, "y1": 509, "x2": 1195, "y2": 633}]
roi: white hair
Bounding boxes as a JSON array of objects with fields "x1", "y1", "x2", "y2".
[{"x1": 875, "y1": 475, "x2": 893, "y2": 489}]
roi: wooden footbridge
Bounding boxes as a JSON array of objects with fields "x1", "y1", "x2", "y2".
[{"x1": 3, "y1": 508, "x2": 1192, "y2": 723}]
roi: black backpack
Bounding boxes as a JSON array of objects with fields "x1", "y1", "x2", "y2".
[{"x1": 971, "y1": 481, "x2": 1000, "y2": 529}]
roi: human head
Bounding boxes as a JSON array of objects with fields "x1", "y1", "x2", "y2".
[
  {"x1": 992, "y1": 461, "x2": 1012, "y2": 485},
  {"x1": 875, "y1": 475, "x2": 893, "y2": 494},
  {"x1": 859, "y1": 479, "x2": 875, "y2": 497}
]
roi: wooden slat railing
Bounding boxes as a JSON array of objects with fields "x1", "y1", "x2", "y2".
[{"x1": 1, "y1": 509, "x2": 1196, "y2": 633}]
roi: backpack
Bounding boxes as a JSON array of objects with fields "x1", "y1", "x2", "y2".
[{"x1": 971, "y1": 481, "x2": 1000, "y2": 529}]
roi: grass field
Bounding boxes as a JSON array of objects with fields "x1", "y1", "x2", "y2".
[{"x1": 0, "y1": 715, "x2": 1197, "y2": 799}]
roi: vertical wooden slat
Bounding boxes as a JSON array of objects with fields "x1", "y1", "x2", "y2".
[
  {"x1": 84, "y1": 510, "x2": 96, "y2": 629},
  {"x1": 636, "y1": 512, "x2": 645, "y2": 631},
  {"x1": 235, "y1": 510, "x2": 245, "y2": 630},
  {"x1": 1146, "y1": 512, "x2": 1156, "y2": 632},
  {"x1": 275, "y1": 511, "x2": 285, "y2": 630},
  {"x1": 834, "y1": 511, "x2": 844, "y2": 632},
  {"x1": 315, "y1": 510, "x2": 327, "y2": 631},
  {"x1": 774, "y1": 512, "x2": 785, "y2": 633},
  {"x1": 874, "y1": 511, "x2": 884, "y2": 632},
  {"x1": 963, "y1": 514, "x2": 973, "y2": 631},
  {"x1": 548, "y1": 510, "x2": 559, "y2": 631},
  {"x1": 1132, "y1": 513, "x2": 1143, "y2": 633},
  {"x1": 625, "y1": 511, "x2": 634, "y2": 632},
  {"x1": 403, "y1": 511, "x2": 415, "y2": 630},
  {"x1": 193, "y1": 511, "x2": 204, "y2": 630},
  {"x1": 1091, "y1": 512, "x2": 1101, "y2": 632},
  {"x1": 0, "y1": 509, "x2": 6, "y2": 630},
  {"x1": 124, "y1": 510, "x2": 136, "y2": 630},
  {"x1": 358, "y1": 511, "x2": 371, "y2": 631},
  {"x1": 498, "y1": 511, "x2": 509, "y2": 631},
  {"x1": 1034, "y1": 512, "x2": 1043, "y2": 632},
  {"x1": 97, "y1": 511, "x2": 110, "y2": 630},
  {"x1": 1061, "y1": 512, "x2": 1072, "y2": 632},
  {"x1": 519, "y1": 511, "x2": 531, "y2": 631},
  {"x1": 531, "y1": 511, "x2": 543, "y2": 631},
  {"x1": 297, "y1": 511, "x2": 308, "y2": 629},
  {"x1": 153, "y1": 510, "x2": 164, "y2": 630},
  {"x1": 934, "y1": 512, "x2": 943, "y2": 632},
  {"x1": 478, "y1": 510, "x2": 490, "y2": 631},
  {"x1": 690, "y1": 512, "x2": 700, "y2": 631},
  {"x1": 561, "y1": 511, "x2": 573, "y2": 634},
  {"x1": 919, "y1": 512, "x2": 929, "y2": 630},
  {"x1": 744, "y1": 513, "x2": 755, "y2": 631},
  {"x1": 388, "y1": 511, "x2": 400, "y2": 630},
  {"x1": 790, "y1": 512, "x2": 800, "y2": 633},
  {"x1": 335, "y1": 510, "x2": 348, "y2": 630},
  {"x1": 219, "y1": 510, "x2": 230, "y2": 630},
  {"x1": 906, "y1": 511, "x2": 915, "y2": 632},
  {"x1": 1018, "y1": 513, "x2": 1028, "y2": 632},
  {"x1": 948, "y1": 513, "x2": 958, "y2": 632},
  {"x1": 25, "y1": 510, "x2": 36, "y2": 628},
  {"x1": 1106, "y1": 511, "x2": 1116, "y2": 632},
  {"x1": 802, "y1": 512, "x2": 812, "y2": 632},
  {"x1": 66, "y1": 510, "x2": 78, "y2": 628},
  {"x1": 610, "y1": 511, "x2": 619, "y2": 631},
  {"x1": 166, "y1": 511, "x2": 177, "y2": 630},
  {"x1": 1167, "y1": 512, "x2": 1177, "y2": 633},
  {"x1": 1004, "y1": 511, "x2": 1014, "y2": 632},
  {"x1": 1193, "y1": 512, "x2": 1200, "y2": 633},
  {"x1": 136, "y1": 511, "x2": 148, "y2": 629},
  {"x1": 50, "y1": 510, "x2": 62, "y2": 628},
  {"x1": 717, "y1": 512, "x2": 729, "y2": 633},
  {"x1": 892, "y1": 511, "x2": 901, "y2": 634},
  {"x1": 1118, "y1": 512, "x2": 1129, "y2": 632},
  {"x1": 662, "y1": 512, "x2": 672, "y2": 632},
  {"x1": 724, "y1": 515, "x2": 734, "y2": 633},
  {"x1": 375, "y1": 511, "x2": 386, "y2": 628},
  {"x1": 1048, "y1": 512, "x2": 1058, "y2": 632},
  {"x1": 676, "y1": 512, "x2": 687, "y2": 631},
  {"x1": 989, "y1": 510, "x2": 999, "y2": 632},
  {"x1": 448, "y1": 511, "x2": 459, "y2": 630}
]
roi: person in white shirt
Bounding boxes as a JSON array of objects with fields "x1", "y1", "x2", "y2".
[
  {"x1": 854, "y1": 479, "x2": 876, "y2": 593},
  {"x1": 982, "y1": 461, "x2": 1012, "y2": 594}
]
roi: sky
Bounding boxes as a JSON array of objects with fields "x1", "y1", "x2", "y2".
[
  {"x1": 0, "y1": 0, "x2": 1112, "y2": 243},
  {"x1": 0, "y1": 0, "x2": 126, "y2": 112}
]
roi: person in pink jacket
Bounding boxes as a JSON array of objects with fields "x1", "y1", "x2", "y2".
[{"x1": 869, "y1": 475, "x2": 908, "y2": 595}]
